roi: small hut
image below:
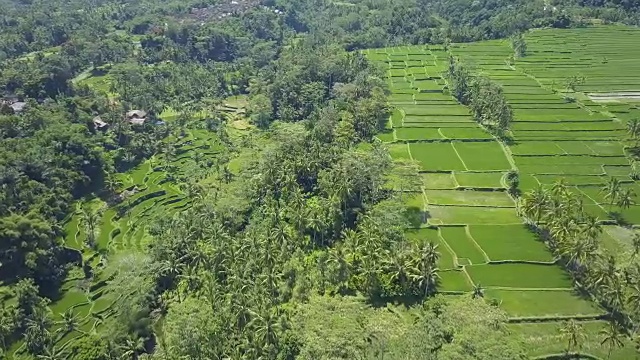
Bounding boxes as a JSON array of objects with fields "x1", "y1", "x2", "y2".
[
  {"x1": 93, "y1": 116, "x2": 109, "y2": 130},
  {"x1": 126, "y1": 110, "x2": 147, "y2": 125}
]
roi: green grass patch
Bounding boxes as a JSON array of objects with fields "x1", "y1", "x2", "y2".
[
  {"x1": 402, "y1": 105, "x2": 470, "y2": 116},
  {"x1": 508, "y1": 320, "x2": 637, "y2": 359},
  {"x1": 465, "y1": 263, "x2": 572, "y2": 289},
  {"x1": 518, "y1": 174, "x2": 541, "y2": 193},
  {"x1": 554, "y1": 140, "x2": 596, "y2": 155},
  {"x1": 534, "y1": 174, "x2": 610, "y2": 186},
  {"x1": 514, "y1": 155, "x2": 629, "y2": 167},
  {"x1": 619, "y1": 205, "x2": 640, "y2": 224},
  {"x1": 438, "y1": 270, "x2": 473, "y2": 292},
  {"x1": 401, "y1": 192, "x2": 426, "y2": 227},
  {"x1": 469, "y1": 224, "x2": 553, "y2": 262},
  {"x1": 391, "y1": 109, "x2": 404, "y2": 127},
  {"x1": 409, "y1": 143, "x2": 467, "y2": 171},
  {"x1": 375, "y1": 131, "x2": 395, "y2": 142},
  {"x1": 388, "y1": 143, "x2": 411, "y2": 160},
  {"x1": 50, "y1": 290, "x2": 89, "y2": 318},
  {"x1": 403, "y1": 115, "x2": 474, "y2": 123},
  {"x1": 485, "y1": 289, "x2": 602, "y2": 317},
  {"x1": 453, "y1": 142, "x2": 512, "y2": 171},
  {"x1": 604, "y1": 165, "x2": 633, "y2": 177},
  {"x1": 395, "y1": 127, "x2": 443, "y2": 140},
  {"x1": 439, "y1": 226, "x2": 487, "y2": 264},
  {"x1": 517, "y1": 164, "x2": 605, "y2": 175},
  {"x1": 453, "y1": 172, "x2": 504, "y2": 188},
  {"x1": 510, "y1": 141, "x2": 563, "y2": 156},
  {"x1": 422, "y1": 172, "x2": 457, "y2": 189},
  {"x1": 586, "y1": 141, "x2": 627, "y2": 156},
  {"x1": 439, "y1": 127, "x2": 493, "y2": 139},
  {"x1": 425, "y1": 190, "x2": 514, "y2": 207},
  {"x1": 427, "y1": 205, "x2": 521, "y2": 225}
]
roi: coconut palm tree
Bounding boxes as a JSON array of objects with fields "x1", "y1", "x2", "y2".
[
  {"x1": 385, "y1": 248, "x2": 412, "y2": 296},
  {"x1": 602, "y1": 177, "x2": 622, "y2": 211},
  {"x1": 80, "y1": 204, "x2": 100, "y2": 248},
  {"x1": 471, "y1": 283, "x2": 485, "y2": 299},
  {"x1": 0, "y1": 311, "x2": 13, "y2": 352},
  {"x1": 616, "y1": 188, "x2": 636, "y2": 211},
  {"x1": 521, "y1": 186, "x2": 548, "y2": 223},
  {"x1": 58, "y1": 309, "x2": 79, "y2": 335},
  {"x1": 119, "y1": 336, "x2": 145, "y2": 359},
  {"x1": 601, "y1": 321, "x2": 625, "y2": 359},
  {"x1": 632, "y1": 233, "x2": 640, "y2": 260},
  {"x1": 580, "y1": 215, "x2": 602, "y2": 241},
  {"x1": 560, "y1": 319, "x2": 586, "y2": 355},
  {"x1": 104, "y1": 173, "x2": 123, "y2": 194},
  {"x1": 249, "y1": 308, "x2": 283, "y2": 350},
  {"x1": 627, "y1": 118, "x2": 640, "y2": 143},
  {"x1": 36, "y1": 345, "x2": 66, "y2": 360}
]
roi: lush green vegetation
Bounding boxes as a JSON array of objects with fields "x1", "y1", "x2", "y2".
[
  {"x1": 4, "y1": 0, "x2": 640, "y2": 358},
  {"x1": 363, "y1": 22, "x2": 640, "y2": 358}
]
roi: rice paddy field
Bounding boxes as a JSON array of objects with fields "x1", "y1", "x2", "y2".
[
  {"x1": 6, "y1": 122, "x2": 237, "y2": 358},
  {"x1": 59, "y1": 130, "x2": 220, "y2": 350},
  {"x1": 364, "y1": 25, "x2": 640, "y2": 359}
]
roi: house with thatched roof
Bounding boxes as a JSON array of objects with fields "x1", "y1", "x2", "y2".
[
  {"x1": 126, "y1": 109, "x2": 147, "y2": 125},
  {"x1": 9, "y1": 102, "x2": 26, "y2": 113},
  {"x1": 93, "y1": 116, "x2": 109, "y2": 130}
]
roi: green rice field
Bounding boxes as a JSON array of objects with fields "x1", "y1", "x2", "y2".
[
  {"x1": 6, "y1": 128, "x2": 227, "y2": 358},
  {"x1": 365, "y1": 25, "x2": 640, "y2": 359}
]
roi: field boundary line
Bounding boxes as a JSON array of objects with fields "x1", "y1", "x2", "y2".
[
  {"x1": 464, "y1": 226, "x2": 491, "y2": 263},
  {"x1": 573, "y1": 186, "x2": 610, "y2": 216},
  {"x1": 406, "y1": 142, "x2": 414, "y2": 161},
  {"x1": 460, "y1": 265, "x2": 475, "y2": 288},
  {"x1": 449, "y1": 142, "x2": 470, "y2": 171},
  {"x1": 435, "y1": 227, "x2": 463, "y2": 269},
  {"x1": 483, "y1": 286, "x2": 575, "y2": 291}
]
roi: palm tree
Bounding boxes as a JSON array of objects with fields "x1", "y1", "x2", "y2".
[
  {"x1": 471, "y1": 283, "x2": 484, "y2": 299},
  {"x1": 600, "y1": 321, "x2": 625, "y2": 359},
  {"x1": 616, "y1": 188, "x2": 636, "y2": 211},
  {"x1": 560, "y1": 319, "x2": 585, "y2": 355},
  {"x1": 627, "y1": 118, "x2": 640, "y2": 143},
  {"x1": 632, "y1": 233, "x2": 640, "y2": 259},
  {"x1": 58, "y1": 309, "x2": 79, "y2": 335},
  {"x1": 580, "y1": 215, "x2": 602, "y2": 241},
  {"x1": 119, "y1": 336, "x2": 145, "y2": 359},
  {"x1": 328, "y1": 245, "x2": 350, "y2": 291},
  {"x1": 410, "y1": 263, "x2": 439, "y2": 299},
  {"x1": 420, "y1": 241, "x2": 440, "y2": 268},
  {"x1": 385, "y1": 249, "x2": 411, "y2": 296},
  {"x1": 104, "y1": 173, "x2": 123, "y2": 194},
  {"x1": 36, "y1": 345, "x2": 66, "y2": 360},
  {"x1": 602, "y1": 178, "x2": 622, "y2": 211},
  {"x1": 0, "y1": 313, "x2": 12, "y2": 351},
  {"x1": 249, "y1": 308, "x2": 282, "y2": 350},
  {"x1": 80, "y1": 204, "x2": 100, "y2": 248},
  {"x1": 521, "y1": 186, "x2": 548, "y2": 223}
]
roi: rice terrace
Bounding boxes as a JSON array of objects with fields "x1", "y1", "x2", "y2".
[
  {"x1": 365, "y1": 25, "x2": 640, "y2": 359},
  {"x1": 4, "y1": 0, "x2": 640, "y2": 358}
]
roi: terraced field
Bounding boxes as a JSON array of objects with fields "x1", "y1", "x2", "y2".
[
  {"x1": 8, "y1": 129, "x2": 225, "y2": 357},
  {"x1": 364, "y1": 25, "x2": 640, "y2": 359}
]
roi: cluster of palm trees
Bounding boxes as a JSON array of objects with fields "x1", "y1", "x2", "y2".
[
  {"x1": 559, "y1": 319, "x2": 628, "y2": 359},
  {"x1": 601, "y1": 177, "x2": 636, "y2": 212},
  {"x1": 520, "y1": 181, "x2": 640, "y2": 354},
  {"x1": 446, "y1": 56, "x2": 513, "y2": 133},
  {"x1": 138, "y1": 114, "x2": 444, "y2": 358}
]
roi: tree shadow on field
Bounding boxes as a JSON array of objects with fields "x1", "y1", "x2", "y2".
[
  {"x1": 609, "y1": 211, "x2": 629, "y2": 226},
  {"x1": 405, "y1": 206, "x2": 428, "y2": 227}
]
